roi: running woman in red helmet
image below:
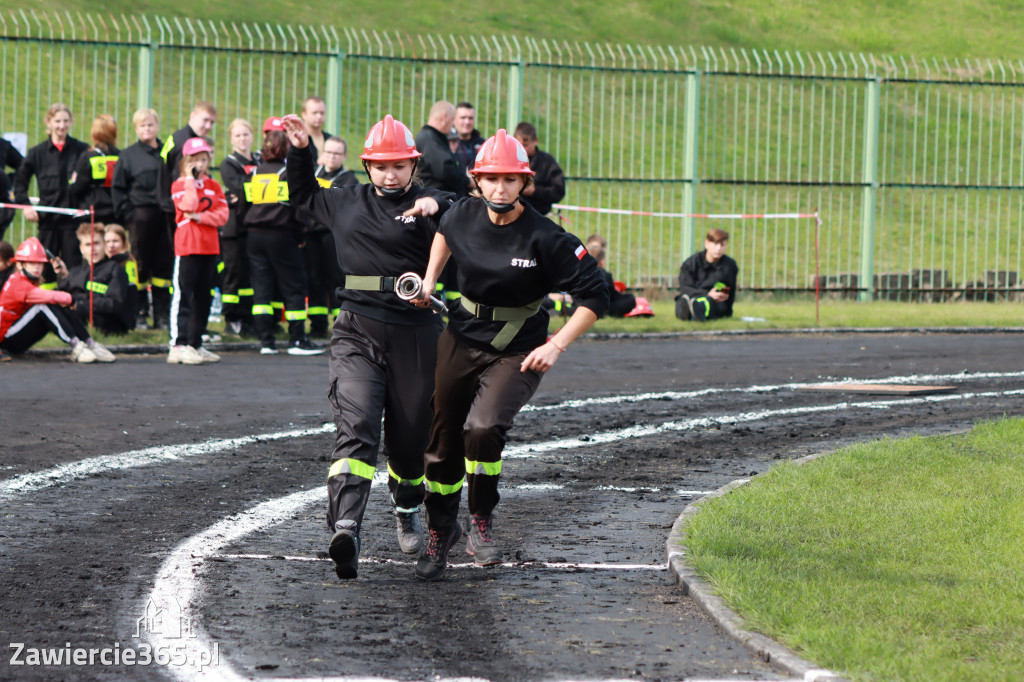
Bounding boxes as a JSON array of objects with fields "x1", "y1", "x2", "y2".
[
  {"x1": 412, "y1": 129, "x2": 609, "y2": 581},
  {"x1": 282, "y1": 112, "x2": 456, "y2": 580}
]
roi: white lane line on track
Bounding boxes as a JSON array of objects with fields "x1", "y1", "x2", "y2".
[
  {"x1": 214, "y1": 553, "x2": 668, "y2": 571},
  {"x1": 520, "y1": 369, "x2": 1024, "y2": 412},
  {"x1": 503, "y1": 388, "x2": 1024, "y2": 459},
  {"x1": 0, "y1": 424, "x2": 333, "y2": 502},
  {"x1": 145, "y1": 386, "x2": 1024, "y2": 681}
]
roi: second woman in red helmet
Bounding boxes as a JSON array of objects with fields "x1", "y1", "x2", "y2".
[{"x1": 283, "y1": 112, "x2": 456, "y2": 580}]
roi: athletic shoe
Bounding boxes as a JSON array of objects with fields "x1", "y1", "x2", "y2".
[
  {"x1": 415, "y1": 520, "x2": 463, "y2": 582},
  {"x1": 167, "y1": 345, "x2": 203, "y2": 365},
  {"x1": 70, "y1": 343, "x2": 97, "y2": 364},
  {"x1": 287, "y1": 338, "x2": 325, "y2": 356},
  {"x1": 395, "y1": 508, "x2": 424, "y2": 555},
  {"x1": 88, "y1": 341, "x2": 116, "y2": 363},
  {"x1": 466, "y1": 514, "x2": 504, "y2": 566},
  {"x1": 328, "y1": 528, "x2": 360, "y2": 580},
  {"x1": 201, "y1": 333, "x2": 222, "y2": 344},
  {"x1": 196, "y1": 347, "x2": 220, "y2": 363},
  {"x1": 260, "y1": 345, "x2": 278, "y2": 355}
]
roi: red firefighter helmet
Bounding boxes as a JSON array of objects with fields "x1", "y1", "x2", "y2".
[
  {"x1": 14, "y1": 237, "x2": 49, "y2": 263},
  {"x1": 623, "y1": 296, "x2": 655, "y2": 318},
  {"x1": 471, "y1": 129, "x2": 535, "y2": 176},
  {"x1": 359, "y1": 115, "x2": 422, "y2": 162}
]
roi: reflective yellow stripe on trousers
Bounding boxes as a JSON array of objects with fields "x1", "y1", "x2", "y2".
[
  {"x1": 465, "y1": 459, "x2": 502, "y2": 476},
  {"x1": 387, "y1": 463, "x2": 424, "y2": 487},
  {"x1": 328, "y1": 458, "x2": 376, "y2": 480}
]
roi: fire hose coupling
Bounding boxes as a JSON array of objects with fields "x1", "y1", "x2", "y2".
[{"x1": 396, "y1": 272, "x2": 447, "y2": 314}]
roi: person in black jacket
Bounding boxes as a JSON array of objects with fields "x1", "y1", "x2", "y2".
[
  {"x1": 0, "y1": 136, "x2": 23, "y2": 239},
  {"x1": 244, "y1": 117, "x2": 322, "y2": 356},
  {"x1": 283, "y1": 111, "x2": 456, "y2": 581},
  {"x1": 453, "y1": 102, "x2": 486, "y2": 173},
  {"x1": 675, "y1": 228, "x2": 738, "y2": 321},
  {"x1": 514, "y1": 122, "x2": 566, "y2": 216},
  {"x1": 12, "y1": 103, "x2": 90, "y2": 272},
  {"x1": 414, "y1": 101, "x2": 469, "y2": 197},
  {"x1": 412, "y1": 130, "x2": 609, "y2": 582},
  {"x1": 69, "y1": 115, "x2": 120, "y2": 225},
  {"x1": 219, "y1": 118, "x2": 261, "y2": 337},
  {"x1": 55, "y1": 223, "x2": 134, "y2": 338},
  {"x1": 112, "y1": 108, "x2": 173, "y2": 330}
]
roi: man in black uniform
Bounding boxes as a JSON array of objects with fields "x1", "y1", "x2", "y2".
[
  {"x1": 453, "y1": 102, "x2": 485, "y2": 173},
  {"x1": 283, "y1": 112, "x2": 455, "y2": 580},
  {"x1": 56, "y1": 224, "x2": 135, "y2": 337},
  {"x1": 514, "y1": 121, "x2": 566, "y2": 216},
  {"x1": 415, "y1": 100, "x2": 469, "y2": 197},
  {"x1": 675, "y1": 228, "x2": 738, "y2": 321}
]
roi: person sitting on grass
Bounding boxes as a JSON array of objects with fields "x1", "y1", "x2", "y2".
[
  {"x1": 54, "y1": 223, "x2": 136, "y2": 336},
  {"x1": 675, "y1": 228, "x2": 737, "y2": 322},
  {"x1": 0, "y1": 236, "x2": 115, "y2": 363}
]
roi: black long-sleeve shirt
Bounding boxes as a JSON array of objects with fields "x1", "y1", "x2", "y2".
[
  {"x1": 58, "y1": 256, "x2": 136, "y2": 332},
  {"x1": 414, "y1": 125, "x2": 469, "y2": 197},
  {"x1": 13, "y1": 136, "x2": 89, "y2": 228},
  {"x1": 218, "y1": 151, "x2": 260, "y2": 238},
  {"x1": 287, "y1": 143, "x2": 454, "y2": 325},
  {"x1": 677, "y1": 250, "x2": 738, "y2": 312},
  {"x1": 69, "y1": 145, "x2": 120, "y2": 221},
  {"x1": 111, "y1": 139, "x2": 164, "y2": 219},
  {"x1": 158, "y1": 125, "x2": 200, "y2": 213},
  {"x1": 521, "y1": 148, "x2": 566, "y2": 216},
  {"x1": 440, "y1": 198, "x2": 609, "y2": 353}
]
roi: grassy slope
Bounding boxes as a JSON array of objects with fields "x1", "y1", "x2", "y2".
[{"x1": 11, "y1": 1, "x2": 1024, "y2": 60}]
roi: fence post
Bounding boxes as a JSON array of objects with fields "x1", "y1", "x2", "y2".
[
  {"x1": 507, "y1": 59, "x2": 525, "y2": 132},
  {"x1": 137, "y1": 43, "x2": 156, "y2": 111},
  {"x1": 326, "y1": 50, "x2": 345, "y2": 138},
  {"x1": 681, "y1": 69, "x2": 701, "y2": 257},
  {"x1": 859, "y1": 77, "x2": 881, "y2": 301}
]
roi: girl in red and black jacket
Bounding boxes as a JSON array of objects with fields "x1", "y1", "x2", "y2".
[
  {"x1": 69, "y1": 114, "x2": 120, "y2": 225},
  {"x1": 12, "y1": 103, "x2": 89, "y2": 271},
  {"x1": 167, "y1": 138, "x2": 228, "y2": 365}
]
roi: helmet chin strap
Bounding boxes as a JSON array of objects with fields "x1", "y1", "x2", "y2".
[
  {"x1": 364, "y1": 160, "x2": 417, "y2": 198},
  {"x1": 483, "y1": 197, "x2": 518, "y2": 214}
]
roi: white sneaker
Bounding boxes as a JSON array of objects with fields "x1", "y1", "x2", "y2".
[
  {"x1": 89, "y1": 341, "x2": 116, "y2": 363},
  {"x1": 70, "y1": 343, "x2": 97, "y2": 364},
  {"x1": 168, "y1": 345, "x2": 203, "y2": 365},
  {"x1": 196, "y1": 346, "x2": 220, "y2": 363}
]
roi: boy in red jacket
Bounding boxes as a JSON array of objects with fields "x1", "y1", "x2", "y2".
[
  {"x1": 0, "y1": 237, "x2": 115, "y2": 363},
  {"x1": 168, "y1": 137, "x2": 228, "y2": 365}
]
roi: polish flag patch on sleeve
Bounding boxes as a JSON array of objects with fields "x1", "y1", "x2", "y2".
[{"x1": 574, "y1": 245, "x2": 586, "y2": 260}]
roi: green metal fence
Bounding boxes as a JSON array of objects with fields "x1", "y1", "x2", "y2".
[{"x1": 3, "y1": 10, "x2": 1024, "y2": 300}]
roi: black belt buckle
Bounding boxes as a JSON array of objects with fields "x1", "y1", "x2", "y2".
[
  {"x1": 381, "y1": 276, "x2": 396, "y2": 292},
  {"x1": 475, "y1": 302, "x2": 495, "y2": 321}
]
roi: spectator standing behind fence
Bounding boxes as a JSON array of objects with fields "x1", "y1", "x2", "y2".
[
  {"x1": 13, "y1": 104, "x2": 90, "y2": 274},
  {"x1": 160, "y1": 102, "x2": 217, "y2": 227},
  {"x1": 219, "y1": 118, "x2": 261, "y2": 338},
  {"x1": 69, "y1": 115, "x2": 120, "y2": 226},
  {"x1": 112, "y1": 108, "x2": 173, "y2": 331},
  {"x1": 513, "y1": 122, "x2": 566, "y2": 217},
  {"x1": 675, "y1": 228, "x2": 738, "y2": 321},
  {"x1": 0, "y1": 134, "x2": 24, "y2": 239},
  {"x1": 283, "y1": 111, "x2": 456, "y2": 580},
  {"x1": 53, "y1": 223, "x2": 134, "y2": 337},
  {"x1": 0, "y1": 236, "x2": 116, "y2": 363},
  {"x1": 301, "y1": 96, "x2": 333, "y2": 164},
  {"x1": 303, "y1": 135, "x2": 356, "y2": 339},
  {"x1": 243, "y1": 118, "x2": 323, "y2": 357},
  {"x1": 453, "y1": 102, "x2": 485, "y2": 173},
  {"x1": 167, "y1": 138, "x2": 228, "y2": 365},
  {"x1": 1, "y1": 134, "x2": 23, "y2": 184},
  {"x1": 415, "y1": 101, "x2": 470, "y2": 197}
]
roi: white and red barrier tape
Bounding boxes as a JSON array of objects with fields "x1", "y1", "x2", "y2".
[
  {"x1": 553, "y1": 203, "x2": 821, "y2": 224},
  {"x1": 0, "y1": 202, "x2": 89, "y2": 217}
]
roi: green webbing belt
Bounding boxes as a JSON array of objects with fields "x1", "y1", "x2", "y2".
[
  {"x1": 344, "y1": 275, "x2": 396, "y2": 292},
  {"x1": 460, "y1": 294, "x2": 545, "y2": 351}
]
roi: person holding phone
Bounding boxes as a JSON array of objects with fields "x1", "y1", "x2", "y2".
[{"x1": 674, "y1": 228, "x2": 738, "y2": 321}]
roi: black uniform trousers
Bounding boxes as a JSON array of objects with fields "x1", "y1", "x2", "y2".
[
  {"x1": 247, "y1": 228, "x2": 308, "y2": 347},
  {"x1": 129, "y1": 206, "x2": 174, "y2": 323},
  {"x1": 0, "y1": 303, "x2": 90, "y2": 353},
  {"x1": 219, "y1": 235, "x2": 253, "y2": 325},
  {"x1": 170, "y1": 254, "x2": 217, "y2": 348},
  {"x1": 326, "y1": 310, "x2": 440, "y2": 533},
  {"x1": 676, "y1": 293, "x2": 732, "y2": 321},
  {"x1": 303, "y1": 229, "x2": 341, "y2": 335},
  {"x1": 423, "y1": 328, "x2": 543, "y2": 530}
]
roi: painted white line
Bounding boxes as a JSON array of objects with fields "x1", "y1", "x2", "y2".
[
  {"x1": 0, "y1": 423, "x2": 333, "y2": 501},
  {"x1": 504, "y1": 388, "x2": 1024, "y2": 460},
  {"x1": 520, "y1": 369, "x2": 1024, "y2": 413},
  {"x1": 216, "y1": 553, "x2": 667, "y2": 571}
]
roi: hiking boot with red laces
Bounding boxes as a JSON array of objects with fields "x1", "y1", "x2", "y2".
[
  {"x1": 466, "y1": 514, "x2": 504, "y2": 566},
  {"x1": 415, "y1": 521, "x2": 463, "y2": 582}
]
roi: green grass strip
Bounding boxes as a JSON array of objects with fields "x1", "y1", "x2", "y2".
[{"x1": 684, "y1": 417, "x2": 1024, "y2": 682}]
